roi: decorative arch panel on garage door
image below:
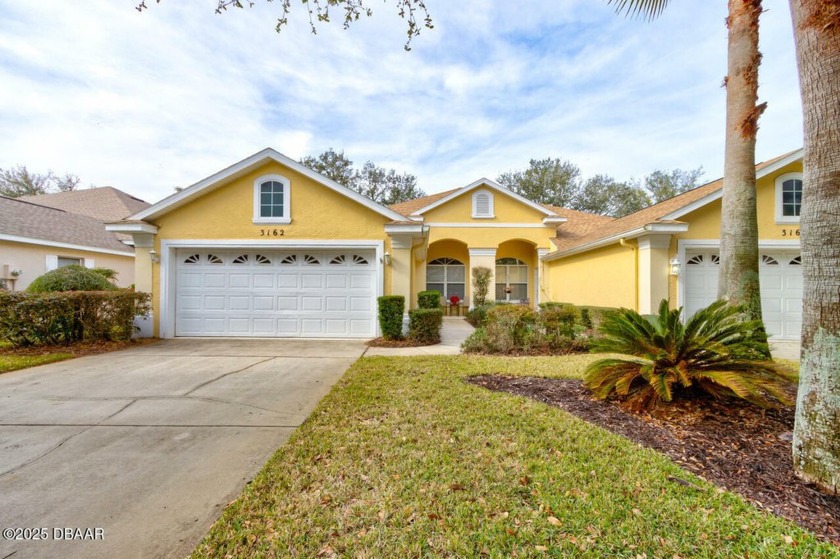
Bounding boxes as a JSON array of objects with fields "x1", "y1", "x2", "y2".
[{"x1": 174, "y1": 249, "x2": 377, "y2": 337}]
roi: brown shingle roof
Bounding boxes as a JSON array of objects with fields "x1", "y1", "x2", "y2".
[
  {"x1": 389, "y1": 189, "x2": 460, "y2": 217},
  {"x1": 19, "y1": 187, "x2": 150, "y2": 222},
  {"x1": 0, "y1": 196, "x2": 133, "y2": 253},
  {"x1": 548, "y1": 151, "x2": 800, "y2": 254}
]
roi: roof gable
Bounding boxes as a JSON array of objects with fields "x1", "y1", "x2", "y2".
[
  {"x1": 129, "y1": 148, "x2": 406, "y2": 222},
  {"x1": 409, "y1": 178, "x2": 557, "y2": 218}
]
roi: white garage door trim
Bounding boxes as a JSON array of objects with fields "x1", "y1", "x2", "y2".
[
  {"x1": 159, "y1": 239, "x2": 384, "y2": 338},
  {"x1": 677, "y1": 239, "x2": 802, "y2": 339}
]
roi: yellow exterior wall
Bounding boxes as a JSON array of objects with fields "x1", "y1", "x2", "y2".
[
  {"x1": 546, "y1": 243, "x2": 637, "y2": 309},
  {"x1": 422, "y1": 189, "x2": 549, "y2": 224},
  {"x1": 147, "y1": 161, "x2": 392, "y2": 335},
  {"x1": 0, "y1": 240, "x2": 134, "y2": 291}
]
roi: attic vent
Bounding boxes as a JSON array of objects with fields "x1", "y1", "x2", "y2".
[{"x1": 472, "y1": 189, "x2": 494, "y2": 218}]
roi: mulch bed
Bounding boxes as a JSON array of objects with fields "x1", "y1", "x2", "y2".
[
  {"x1": 468, "y1": 374, "x2": 840, "y2": 546},
  {"x1": 0, "y1": 338, "x2": 158, "y2": 358}
]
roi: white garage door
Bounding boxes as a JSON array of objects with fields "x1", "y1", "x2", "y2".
[
  {"x1": 174, "y1": 249, "x2": 377, "y2": 337},
  {"x1": 683, "y1": 249, "x2": 802, "y2": 339}
]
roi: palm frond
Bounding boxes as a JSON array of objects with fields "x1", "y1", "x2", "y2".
[{"x1": 607, "y1": 0, "x2": 671, "y2": 20}]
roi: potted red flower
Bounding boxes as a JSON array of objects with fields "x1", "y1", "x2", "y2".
[{"x1": 449, "y1": 295, "x2": 461, "y2": 306}]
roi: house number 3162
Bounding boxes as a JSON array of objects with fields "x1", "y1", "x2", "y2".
[
  {"x1": 781, "y1": 228, "x2": 800, "y2": 237},
  {"x1": 259, "y1": 228, "x2": 285, "y2": 237}
]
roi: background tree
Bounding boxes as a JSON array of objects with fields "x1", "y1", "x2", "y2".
[
  {"x1": 643, "y1": 167, "x2": 705, "y2": 202},
  {"x1": 497, "y1": 157, "x2": 581, "y2": 208},
  {"x1": 0, "y1": 165, "x2": 80, "y2": 197},
  {"x1": 790, "y1": 0, "x2": 840, "y2": 496},
  {"x1": 608, "y1": 0, "x2": 767, "y2": 325},
  {"x1": 139, "y1": 0, "x2": 433, "y2": 50},
  {"x1": 301, "y1": 148, "x2": 425, "y2": 205},
  {"x1": 574, "y1": 174, "x2": 651, "y2": 217}
]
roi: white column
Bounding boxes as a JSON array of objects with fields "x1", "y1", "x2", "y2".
[
  {"x1": 637, "y1": 235, "x2": 672, "y2": 315},
  {"x1": 536, "y1": 248, "x2": 550, "y2": 306},
  {"x1": 467, "y1": 247, "x2": 496, "y2": 309}
]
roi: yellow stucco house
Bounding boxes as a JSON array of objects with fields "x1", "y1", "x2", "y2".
[{"x1": 109, "y1": 148, "x2": 803, "y2": 342}]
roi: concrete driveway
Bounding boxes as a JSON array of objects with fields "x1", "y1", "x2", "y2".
[{"x1": 0, "y1": 339, "x2": 365, "y2": 559}]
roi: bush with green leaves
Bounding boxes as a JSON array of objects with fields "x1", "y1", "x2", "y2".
[
  {"x1": 417, "y1": 290, "x2": 441, "y2": 309},
  {"x1": 580, "y1": 307, "x2": 593, "y2": 330},
  {"x1": 0, "y1": 290, "x2": 151, "y2": 346},
  {"x1": 584, "y1": 299, "x2": 794, "y2": 410},
  {"x1": 470, "y1": 266, "x2": 492, "y2": 306},
  {"x1": 377, "y1": 295, "x2": 405, "y2": 340},
  {"x1": 465, "y1": 302, "x2": 495, "y2": 328},
  {"x1": 408, "y1": 308, "x2": 443, "y2": 344},
  {"x1": 540, "y1": 305, "x2": 578, "y2": 339},
  {"x1": 27, "y1": 265, "x2": 118, "y2": 293},
  {"x1": 480, "y1": 304, "x2": 539, "y2": 353}
]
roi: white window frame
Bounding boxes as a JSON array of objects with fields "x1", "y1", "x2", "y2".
[
  {"x1": 775, "y1": 172, "x2": 802, "y2": 224},
  {"x1": 495, "y1": 258, "x2": 528, "y2": 302},
  {"x1": 471, "y1": 189, "x2": 495, "y2": 219},
  {"x1": 253, "y1": 174, "x2": 291, "y2": 224}
]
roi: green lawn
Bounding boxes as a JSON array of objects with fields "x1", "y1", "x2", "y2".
[
  {"x1": 0, "y1": 352, "x2": 73, "y2": 373},
  {"x1": 193, "y1": 355, "x2": 834, "y2": 558}
]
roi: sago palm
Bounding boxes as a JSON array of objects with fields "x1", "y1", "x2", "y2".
[{"x1": 585, "y1": 300, "x2": 794, "y2": 410}]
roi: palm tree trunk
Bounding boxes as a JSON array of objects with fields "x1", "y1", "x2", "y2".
[
  {"x1": 718, "y1": 0, "x2": 766, "y2": 323},
  {"x1": 790, "y1": 0, "x2": 840, "y2": 496}
]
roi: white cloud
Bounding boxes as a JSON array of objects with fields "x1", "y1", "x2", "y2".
[{"x1": 0, "y1": 0, "x2": 802, "y2": 203}]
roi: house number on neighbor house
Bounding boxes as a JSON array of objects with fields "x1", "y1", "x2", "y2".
[
  {"x1": 259, "y1": 228, "x2": 285, "y2": 237},
  {"x1": 781, "y1": 228, "x2": 800, "y2": 237}
]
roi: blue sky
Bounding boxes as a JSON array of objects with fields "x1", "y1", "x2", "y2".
[{"x1": 0, "y1": 1, "x2": 801, "y2": 204}]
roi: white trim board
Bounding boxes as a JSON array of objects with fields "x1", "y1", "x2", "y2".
[
  {"x1": 158, "y1": 239, "x2": 384, "y2": 339},
  {"x1": 130, "y1": 148, "x2": 406, "y2": 223},
  {"x1": 0, "y1": 234, "x2": 135, "y2": 257},
  {"x1": 425, "y1": 222, "x2": 555, "y2": 229}
]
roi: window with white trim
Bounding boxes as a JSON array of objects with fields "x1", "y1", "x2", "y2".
[
  {"x1": 471, "y1": 189, "x2": 494, "y2": 218},
  {"x1": 58, "y1": 257, "x2": 83, "y2": 268},
  {"x1": 775, "y1": 172, "x2": 802, "y2": 224},
  {"x1": 495, "y1": 258, "x2": 528, "y2": 302},
  {"x1": 253, "y1": 174, "x2": 291, "y2": 224},
  {"x1": 426, "y1": 258, "x2": 466, "y2": 301}
]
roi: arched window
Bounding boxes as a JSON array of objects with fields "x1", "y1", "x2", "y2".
[
  {"x1": 253, "y1": 174, "x2": 291, "y2": 224},
  {"x1": 775, "y1": 172, "x2": 802, "y2": 224},
  {"x1": 495, "y1": 258, "x2": 528, "y2": 302},
  {"x1": 426, "y1": 258, "x2": 466, "y2": 301},
  {"x1": 472, "y1": 189, "x2": 494, "y2": 218}
]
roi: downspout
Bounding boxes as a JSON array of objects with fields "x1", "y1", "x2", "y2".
[{"x1": 619, "y1": 238, "x2": 639, "y2": 312}]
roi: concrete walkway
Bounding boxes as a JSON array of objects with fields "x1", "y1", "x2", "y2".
[
  {"x1": 364, "y1": 317, "x2": 475, "y2": 356},
  {"x1": 0, "y1": 339, "x2": 365, "y2": 559}
]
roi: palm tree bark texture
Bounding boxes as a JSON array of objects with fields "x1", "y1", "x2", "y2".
[
  {"x1": 790, "y1": 0, "x2": 840, "y2": 496},
  {"x1": 718, "y1": 0, "x2": 766, "y2": 325}
]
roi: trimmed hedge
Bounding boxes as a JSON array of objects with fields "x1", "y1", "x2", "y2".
[
  {"x1": 27, "y1": 265, "x2": 118, "y2": 293},
  {"x1": 377, "y1": 295, "x2": 405, "y2": 340},
  {"x1": 417, "y1": 290, "x2": 441, "y2": 309},
  {"x1": 0, "y1": 290, "x2": 151, "y2": 346},
  {"x1": 408, "y1": 308, "x2": 443, "y2": 344}
]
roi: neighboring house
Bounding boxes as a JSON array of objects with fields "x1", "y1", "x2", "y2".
[
  {"x1": 0, "y1": 196, "x2": 138, "y2": 290},
  {"x1": 108, "y1": 147, "x2": 803, "y2": 342},
  {"x1": 544, "y1": 148, "x2": 804, "y2": 341}
]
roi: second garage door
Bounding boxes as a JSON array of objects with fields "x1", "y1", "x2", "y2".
[
  {"x1": 174, "y1": 249, "x2": 377, "y2": 337},
  {"x1": 683, "y1": 249, "x2": 802, "y2": 339}
]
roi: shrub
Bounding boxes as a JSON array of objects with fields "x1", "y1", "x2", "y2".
[
  {"x1": 408, "y1": 308, "x2": 443, "y2": 344},
  {"x1": 482, "y1": 304, "x2": 539, "y2": 353},
  {"x1": 377, "y1": 295, "x2": 405, "y2": 340},
  {"x1": 461, "y1": 327, "x2": 491, "y2": 353},
  {"x1": 584, "y1": 299, "x2": 794, "y2": 410},
  {"x1": 465, "y1": 302, "x2": 495, "y2": 328},
  {"x1": 0, "y1": 290, "x2": 151, "y2": 346},
  {"x1": 580, "y1": 307, "x2": 593, "y2": 330},
  {"x1": 540, "y1": 305, "x2": 578, "y2": 339},
  {"x1": 417, "y1": 290, "x2": 441, "y2": 309},
  {"x1": 471, "y1": 266, "x2": 492, "y2": 306},
  {"x1": 27, "y1": 265, "x2": 118, "y2": 293}
]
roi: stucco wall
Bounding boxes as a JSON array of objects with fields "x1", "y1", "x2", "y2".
[
  {"x1": 545, "y1": 243, "x2": 637, "y2": 309},
  {"x1": 0, "y1": 240, "x2": 135, "y2": 291}
]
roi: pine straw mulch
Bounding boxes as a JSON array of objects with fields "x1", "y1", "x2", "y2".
[
  {"x1": 0, "y1": 337, "x2": 158, "y2": 358},
  {"x1": 468, "y1": 374, "x2": 840, "y2": 546}
]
